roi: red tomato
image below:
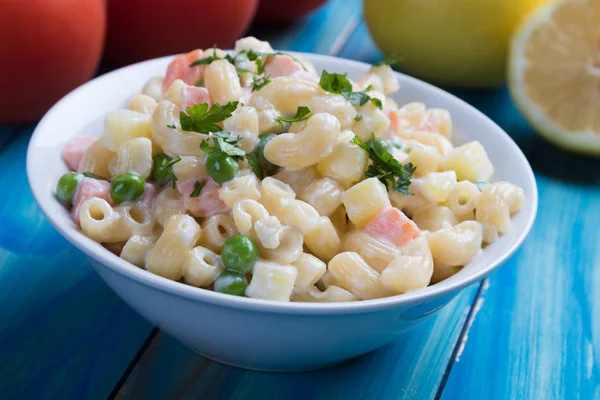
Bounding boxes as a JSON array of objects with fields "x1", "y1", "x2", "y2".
[
  {"x1": 0, "y1": 0, "x2": 106, "y2": 124},
  {"x1": 105, "y1": 0, "x2": 259, "y2": 66},
  {"x1": 255, "y1": 0, "x2": 328, "y2": 23}
]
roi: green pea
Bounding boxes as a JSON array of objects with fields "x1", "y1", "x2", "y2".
[
  {"x1": 214, "y1": 270, "x2": 248, "y2": 296},
  {"x1": 56, "y1": 172, "x2": 83, "y2": 206},
  {"x1": 221, "y1": 234, "x2": 259, "y2": 274},
  {"x1": 110, "y1": 172, "x2": 145, "y2": 204},
  {"x1": 206, "y1": 152, "x2": 238, "y2": 184},
  {"x1": 151, "y1": 153, "x2": 175, "y2": 186},
  {"x1": 372, "y1": 138, "x2": 394, "y2": 158},
  {"x1": 255, "y1": 134, "x2": 279, "y2": 175}
]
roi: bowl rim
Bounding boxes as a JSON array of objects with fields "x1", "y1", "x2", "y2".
[{"x1": 26, "y1": 52, "x2": 538, "y2": 315}]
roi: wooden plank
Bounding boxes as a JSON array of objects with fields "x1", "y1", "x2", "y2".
[
  {"x1": 0, "y1": 130, "x2": 154, "y2": 399},
  {"x1": 117, "y1": 284, "x2": 480, "y2": 400},
  {"x1": 439, "y1": 88, "x2": 600, "y2": 399}
]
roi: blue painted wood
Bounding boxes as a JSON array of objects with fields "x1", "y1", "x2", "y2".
[
  {"x1": 253, "y1": 0, "x2": 362, "y2": 54},
  {"x1": 438, "y1": 91, "x2": 600, "y2": 399},
  {"x1": 3, "y1": 1, "x2": 596, "y2": 398},
  {"x1": 0, "y1": 125, "x2": 23, "y2": 151},
  {"x1": 0, "y1": 130, "x2": 153, "y2": 399},
  {"x1": 117, "y1": 284, "x2": 480, "y2": 400},
  {"x1": 337, "y1": 20, "x2": 383, "y2": 64}
]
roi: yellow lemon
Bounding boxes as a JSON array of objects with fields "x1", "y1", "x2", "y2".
[
  {"x1": 509, "y1": 0, "x2": 600, "y2": 155},
  {"x1": 364, "y1": 0, "x2": 547, "y2": 88}
]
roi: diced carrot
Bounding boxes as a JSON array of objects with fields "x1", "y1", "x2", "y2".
[
  {"x1": 71, "y1": 178, "x2": 113, "y2": 225},
  {"x1": 380, "y1": 109, "x2": 399, "y2": 140},
  {"x1": 62, "y1": 137, "x2": 96, "y2": 171},
  {"x1": 163, "y1": 49, "x2": 204, "y2": 92},
  {"x1": 178, "y1": 177, "x2": 228, "y2": 218},
  {"x1": 365, "y1": 207, "x2": 421, "y2": 247},
  {"x1": 180, "y1": 85, "x2": 211, "y2": 109}
]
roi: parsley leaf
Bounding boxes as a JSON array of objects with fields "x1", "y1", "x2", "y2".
[
  {"x1": 152, "y1": 155, "x2": 182, "y2": 188},
  {"x1": 82, "y1": 172, "x2": 109, "y2": 181},
  {"x1": 194, "y1": 79, "x2": 205, "y2": 87},
  {"x1": 370, "y1": 97, "x2": 383, "y2": 109},
  {"x1": 319, "y1": 70, "x2": 383, "y2": 109},
  {"x1": 252, "y1": 75, "x2": 271, "y2": 91},
  {"x1": 180, "y1": 102, "x2": 239, "y2": 134},
  {"x1": 200, "y1": 132, "x2": 245, "y2": 161},
  {"x1": 164, "y1": 156, "x2": 182, "y2": 188},
  {"x1": 355, "y1": 113, "x2": 363, "y2": 122},
  {"x1": 274, "y1": 106, "x2": 313, "y2": 129},
  {"x1": 190, "y1": 180, "x2": 207, "y2": 198},
  {"x1": 351, "y1": 134, "x2": 416, "y2": 195},
  {"x1": 319, "y1": 70, "x2": 353, "y2": 96},
  {"x1": 374, "y1": 54, "x2": 403, "y2": 67},
  {"x1": 246, "y1": 152, "x2": 264, "y2": 180},
  {"x1": 189, "y1": 46, "x2": 222, "y2": 67}
]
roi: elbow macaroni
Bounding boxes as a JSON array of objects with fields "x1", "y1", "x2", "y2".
[
  {"x1": 61, "y1": 37, "x2": 526, "y2": 302},
  {"x1": 146, "y1": 214, "x2": 201, "y2": 281}
]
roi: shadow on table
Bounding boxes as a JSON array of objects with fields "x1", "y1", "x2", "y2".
[{"x1": 119, "y1": 299, "x2": 471, "y2": 400}]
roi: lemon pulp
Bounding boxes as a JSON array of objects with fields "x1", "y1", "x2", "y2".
[{"x1": 509, "y1": 0, "x2": 600, "y2": 155}]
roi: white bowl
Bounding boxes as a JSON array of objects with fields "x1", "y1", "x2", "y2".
[{"x1": 26, "y1": 53, "x2": 537, "y2": 372}]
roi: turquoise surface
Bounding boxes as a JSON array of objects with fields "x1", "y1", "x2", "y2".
[{"x1": 1, "y1": 0, "x2": 598, "y2": 398}]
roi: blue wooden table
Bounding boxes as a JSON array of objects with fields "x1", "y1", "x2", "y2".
[{"x1": 1, "y1": 1, "x2": 599, "y2": 398}]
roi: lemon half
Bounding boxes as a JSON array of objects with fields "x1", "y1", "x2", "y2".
[{"x1": 509, "y1": 0, "x2": 600, "y2": 155}]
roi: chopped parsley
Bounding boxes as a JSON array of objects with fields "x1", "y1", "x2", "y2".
[
  {"x1": 351, "y1": 134, "x2": 416, "y2": 195},
  {"x1": 189, "y1": 47, "x2": 306, "y2": 76},
  {"x1": 246, "y1": 152, "x2": 264, "y2": 180},
  {"x1": 189, "y1": 46, "x2": 224, "y2": 67},
  {"x1": 166, "y1": 124, "x2": 176, "y2": 129},
  {"x1": 194, "y1": 79, "x2": 205, "y2": 87},
  {"x1": 274, "y1": 106, "x2": 313, "y2": 129},
  {"x1": 362, "y1": 84, "x2": 373, "y2": 92},
  {"x1": 153, "y1": 155, "x2": 182, "y2": 188},
  {"x1": 236, "y1": 67, "x2": 252, "y2": 74},
  {"x1": 82, "y1": 172, "x2": 109, "y2": 181},
  {"x1": 179, "y1": 102, "x2": 238, "y2": 134},
  {"x1": 319, "y1": 70, "x2": 382, "y2": 109},
  {"x1": 200, "y1": 131, "x2": 245, "y2": 161},
  {"x1": 354, "y1": 113, "x2": 363, "y2": 122},
  {"x1": 190, "y1": 180, "x2": 207, "y2": 198},
  {"x1": 374, "y1": 54, "x2": 403, "y2": 67},
  {"x1": 252, "y1": 75, "x2": 271, "y2": 91}
]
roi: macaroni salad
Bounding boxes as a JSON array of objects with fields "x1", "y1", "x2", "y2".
[{"x1": 56, "y1": 37, "x2": 525, "y2": 302}]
